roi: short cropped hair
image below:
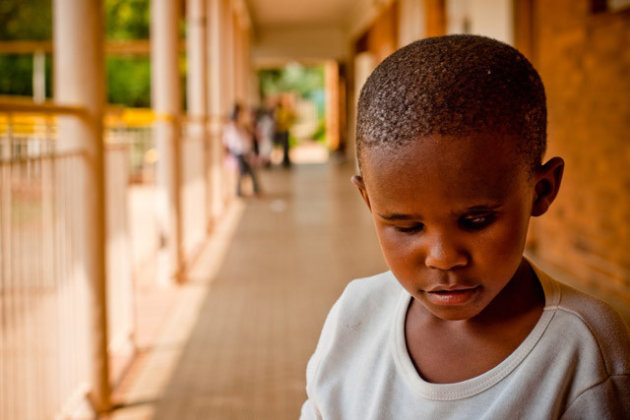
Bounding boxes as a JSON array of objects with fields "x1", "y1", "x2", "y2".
[{"x1": 356, "y1": 35, "x2": 546, "y2": 171}]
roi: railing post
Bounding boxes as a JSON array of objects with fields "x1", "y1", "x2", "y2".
[
  {"x1": 52, "y1": 0, "x2": 110, "y2": 412},
  {"x1": 151, "y1": 0, "x2": 185, "y2": 284}
]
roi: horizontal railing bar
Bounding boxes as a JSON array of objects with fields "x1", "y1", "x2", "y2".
[
  {"x1": 0, "y1": 149, "x2": 85, "y2": 164},
  {"x1": 0, "y1": 39, "x2": 187, "y2": 56},
  {"x1": 0, "y1": 98, "x2": 86, "y2": 116},
  {"x1": 0, "y1": 99, "x2": 224, "y2": 125}
]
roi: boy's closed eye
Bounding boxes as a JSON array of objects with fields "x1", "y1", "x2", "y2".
[
  {"x1": 395, "y1": 223, "x2": 425, "y2": 233},
  {"x1": 390, "y1": 213, "x2": 497, "y2": 234},
  {"x1": 459, "y1": 213, "x2": 496, "y2": 230}
]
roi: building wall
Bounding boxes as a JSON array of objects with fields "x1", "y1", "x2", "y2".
[{"x1": 527, "y1": 1, "x2": 630, "y2": 316}]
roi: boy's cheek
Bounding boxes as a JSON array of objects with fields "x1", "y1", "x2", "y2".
[{"x1": 376, "y1": 229, "x2": 420, "y2": 262}]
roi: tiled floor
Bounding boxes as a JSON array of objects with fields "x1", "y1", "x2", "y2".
[{"x1": 108, "y1": 162, "x2": 388, "y2": 419}]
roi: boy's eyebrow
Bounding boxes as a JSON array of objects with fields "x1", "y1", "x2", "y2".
[
  {"x1": 377, "y1": 213, "x2": 423, "y2": 221},
  {"x1": 463, "y1": 203, "x2": 503, "y2": 212},
  {"x1": 377, "y1": 204, "x2": 504, "y2": 221}
]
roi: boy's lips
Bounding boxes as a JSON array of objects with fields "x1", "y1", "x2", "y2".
[{"x1": 424, "y1": 285, "x2": 481, "y2": 306}]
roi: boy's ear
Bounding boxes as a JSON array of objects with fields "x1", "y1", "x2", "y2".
[
  {"x1": 532, "y1": 157, "x2": 564, "y2": 217},
  {"x1": 351, "y1": 175, "x2": 372, "y2": 210}
]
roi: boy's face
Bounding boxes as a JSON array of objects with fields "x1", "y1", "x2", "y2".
[{"x1": 354, "y1": 133, "x2": 562, "y2": 322}]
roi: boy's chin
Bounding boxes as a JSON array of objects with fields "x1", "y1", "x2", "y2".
[{"x1": 415, "y1": 297, "x2": 486, "y2": 322}]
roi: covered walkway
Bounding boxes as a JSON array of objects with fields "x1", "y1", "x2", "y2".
[
  {"x1": 2, "y1": 1, "x2": 628, "y2": 417},
  {"x1": 109, "y1": 162, "x2": 387, "y2": 419}
]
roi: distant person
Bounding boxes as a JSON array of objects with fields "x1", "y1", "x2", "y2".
[
  {"x1": 255, "y1": 106, "x2": 275, "y2": 168},
  {"x1": 222, "y1": 104, "x2": 261, "y2": 197},
  {"x1": 274, "y1": 97, "x2": 295, "y2": 168},
  {"x1": 300, "y1": 35, "x2": 630, "y2": 419}
]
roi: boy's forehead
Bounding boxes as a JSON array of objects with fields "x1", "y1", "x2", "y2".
[{"x1": 360, "y1": 134, "x2": 528, "y2": 201}]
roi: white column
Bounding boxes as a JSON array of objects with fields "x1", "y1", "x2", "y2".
[
  {"x1": 187, "y1": 0, "x2": 208, "y2": 116},
  {"x1": 151, "y1": 0, "x2": 184, "y2": 283},
  {"x1": 53, "y1": 0, "x2": 110, "y2": 411},
  {"x1": 241, "y1": 25, "x2": 252, "y2": 106},
  {"x1": 233, "y1": 20, "x2": 246, "y2": 104},
  {"x1": 324, "y1": 60, "x2": 340, "y2": 151},
  {"x1": 398, "y1": 0, "x2": 427, "y2": 46},
  {"x1": 224, "y1": 2, "x2": 236, "y2": 110},
  {"x1": 207, "y1": 0, "x2": 228, "y2": 220},
  {"x1": 187, "y1": 0, "x2": 210, "y2": 233}
]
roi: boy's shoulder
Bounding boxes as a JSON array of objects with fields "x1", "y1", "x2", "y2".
[
  {"x1": 538, "y1": 268, "x2": 630, "y2": 374},
  {"x1": 337, "y1": 271, "x2": 403, "y2": 315},
  {"x1": 317, "y1": 271, "x2": 403, "y2": 346}
]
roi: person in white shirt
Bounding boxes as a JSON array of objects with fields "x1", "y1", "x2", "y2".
[
  {"x1": 222, "y1": 104, "x2": 260, "y2": 197},
  {"x1": 301, "y1": 35, "x2": 630, "y2": 419}
]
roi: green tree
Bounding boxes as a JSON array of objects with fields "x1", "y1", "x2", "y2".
[
  {"x1": 0, "y1": 0, "x2": 52, "y2": 41},
  {"x1": 0, "y1": 0, "x2": 52, "y2": 97},
  {"x1": 106, "y1": 0, "x2": 150, "y2": 40}
]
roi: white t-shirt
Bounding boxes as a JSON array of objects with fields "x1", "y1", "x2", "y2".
[
  {"x1": 301, "y1": 264, "x2": 630, "y2": 419},
  {"x1": 222, "y1": 121, "x2": 252, "y2": 156}
]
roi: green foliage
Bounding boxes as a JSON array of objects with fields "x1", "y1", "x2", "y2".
[
  {"x1": 259, "y1": 64, "x2": 327, "y2": 143},
  {"x1": 0, "y1": 0, "x2": 52, "y2": 41},
  {"x1": 0, "y1": 0, "x2": 180, "y2": 107},
  {"x1": 105, "y1": 0, "x2": 152, "y2": 107},
  {"x1": 107, "y1": 56, "x2": 151, "y2": 107},
  {"x1": 0, "y1": 0, "x2": 52, "y2": 97},
  {"x1": 312, "y1": 120, "x2": 327, "y2": 143},
  {"x1": 106, "y1": 0, "x2": 150, "y2": 40},
  {"x1": 259, "y1": 64, "x2": 325, "y2": 99},
  {"x1": 0, "y1": 55, "x2": 33, "y2": 96}
]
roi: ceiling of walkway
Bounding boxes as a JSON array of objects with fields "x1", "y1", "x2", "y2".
[
  {"x1": 246, "y1": 0, "x2": 359, "y2": 28},
  {"x1": 246, "y1": 0, "x2": 380, "y2": 62}
]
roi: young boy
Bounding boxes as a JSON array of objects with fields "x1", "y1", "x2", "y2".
[{"x1": 300, "y1": 35, "x2": 630, "y2": 419}]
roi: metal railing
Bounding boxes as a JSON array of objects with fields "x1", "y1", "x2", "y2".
[
  {"x1": 1, "y1": 101, "x2": 221, "y2": 417},
  {"x1": 0, "y1": 103, "x2": 133, "y2": 418}
]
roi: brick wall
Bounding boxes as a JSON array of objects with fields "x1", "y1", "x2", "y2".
[{"x1": 526, "y1": 1, "x2": 630, "y2": 315}]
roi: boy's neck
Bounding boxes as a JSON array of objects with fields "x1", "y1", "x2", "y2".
[
  {"x1": 405, "y1": 259, "x2": 546, "y2": 383},
  {"x1": 470, "y1": 258, "x2": 544, "y2": 326}
]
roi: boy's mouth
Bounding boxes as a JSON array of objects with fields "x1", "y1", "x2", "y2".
[{"x1": 425, "y1": 286, "x2": 481, "y2": 306}]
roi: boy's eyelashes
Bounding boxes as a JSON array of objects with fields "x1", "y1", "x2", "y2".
[
  {"x1": 391, "y1": 213, "x2": 496, "y2": 234},
  {"x1": 459, "y1": 213, "x2": 496, "y2": 230},
  {"x1": 395, "y1": 223, "x2": 424, "y2": 233}
]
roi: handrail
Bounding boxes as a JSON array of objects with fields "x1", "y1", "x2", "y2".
[
  {"x1": 0, "y1": 39, "x2": 187, "y2": 56},
  {"x1": 0, "y1": 97, "x2": 86, "y2": 116},
  {"x1": 0, "y1": 98, "x2": 228, "y2": 125}
]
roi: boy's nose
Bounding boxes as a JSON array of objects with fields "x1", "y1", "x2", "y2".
[{"x1": 424, "y1": 234, "x2": 468, "y2": 271}]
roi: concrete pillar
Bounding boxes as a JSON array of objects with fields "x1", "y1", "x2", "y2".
[
  {"x1": 151, "y1": 0, "x2": 184, "y2": 283},
  {"x1": 324, "y1": 60, "x2": 340, "y2": 151},
  {"x1": 187, "y1": 0, "x2": 208, "y2": 117},
  {"x1": 224, "y1": 2, "x2": 236, "y2": 110},
  {"x1": 398, "y1": 0, "x2": 427, "y2": 46},
  {"x1": 52, "y1": 0, "x2": 110, "y2": 411},
  {"x1": 207, "y1": 0, "x2": 228, "y2": 220},
  {"x1": 425, "y1": 0, "x2": 447, "y2": 37},
  {"x1": 242, "y1": 25, "x2": 252, "y2": 105},
  {"x1": 186, "y1": 0, "x2": 210, "y2": 233},
  {"x1": 233, "y1": 19, "x2": 248, "y2": 105}
]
